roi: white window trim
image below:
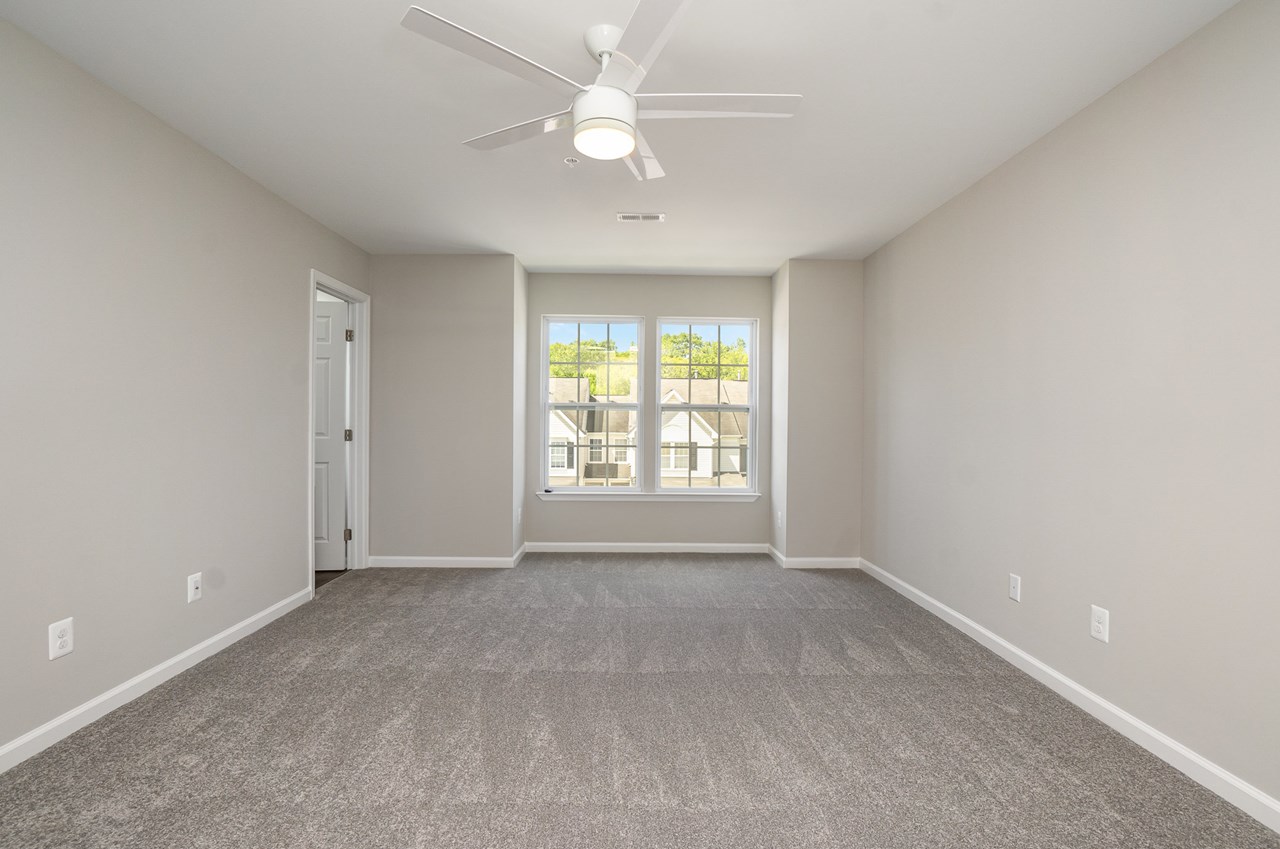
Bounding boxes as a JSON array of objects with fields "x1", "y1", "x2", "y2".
[
  {"x1": 537, "y1": 491, "x2": 761, "y2": 502},
  {"x1": 588, "y1": 437, "x2": 606, "y2": 463},
  {"x1": 660, "y1": 441, "x2": 692, "y2": 471},
  {"x1": 539, "y1": 315, "x2": 759, "y2": 499},
  {"x1": 654, "y1": 318, "x2": 758, "y2": 493},
  {"x1": 541, "y1": 315, "x2": 643, "y2": 493},
  {"x1": 549, "y1": 441, "x2": 569, "y2": 470}
]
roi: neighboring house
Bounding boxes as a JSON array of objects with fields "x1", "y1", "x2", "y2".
[{"x1": 547, "y1": 376, "x2": 748, "y2": 487}]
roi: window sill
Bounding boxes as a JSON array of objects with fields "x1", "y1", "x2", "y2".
[{"x1": 535, "y1": 491, "x2": 761, "y2": 503}]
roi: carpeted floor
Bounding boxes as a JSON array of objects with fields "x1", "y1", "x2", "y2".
[{"x1": 1, "y1": 554, "x2": 1276, "y2": 848}]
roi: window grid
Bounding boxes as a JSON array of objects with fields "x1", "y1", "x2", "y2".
[
  {"x1": 657, "y1": 320, "x2": 753, "y2": 491},
  {"x1": 544, "y1": 316, "x2": 754, "y2": 494},
  {"x1": 546, "y1": 319, "x2": 641, "y2": 490}
]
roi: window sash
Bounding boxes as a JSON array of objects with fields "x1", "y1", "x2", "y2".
[{"x1": 655, "y1": 318, "x2": 755, "y2": 492}]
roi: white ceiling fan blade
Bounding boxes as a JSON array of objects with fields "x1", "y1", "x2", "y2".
[
  {"x1": 636, "y1": 93, "x2": 802, "y2": 119},
  {"x1": 463, "y1": 111, "x2": 572, "y2": 150},
  {"x1": 401, "y1": 7, "x2": 585, "y2": 98},
  {"x1": 622, "y1": 131, "x2": 665, "y2": 181},
  {"x1": 596, "y1": 0, "x2": 694, "y2": 93}
]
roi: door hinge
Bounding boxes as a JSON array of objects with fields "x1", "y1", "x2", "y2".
[
  {"x1": 345, "y1": 329, "x2": 354, "y2": 342},
  {"x1": 344, "y1": 428, "x2": 353, "y2": 442},
  {"x1": 343, "y1": 528, "x2": 353, "y2": 542}
]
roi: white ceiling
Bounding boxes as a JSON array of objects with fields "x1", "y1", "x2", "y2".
[{"x1": 1, "y1": 0, "x2": 1238, "y2": 274}]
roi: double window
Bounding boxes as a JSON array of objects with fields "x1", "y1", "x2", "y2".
[{"x1": 543, "y1": 317, "x2": 755, "y2": 493}]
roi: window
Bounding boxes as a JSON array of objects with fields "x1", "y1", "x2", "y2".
[
  {"x1": 542, "y1": 316, "x2": 755, "y2": 494},
  {"x1": 550, "y1": 441, "x2": 569, "y2": 470},
  {"x1": 659, "y1": 321, "x2": 753, "y2": 489},
  {"x1": 661, "y1": 442, "x2": 693, "y2": 470},
  {"x1": 545, "y1": 318, "x2": 640, "y2": 489}
]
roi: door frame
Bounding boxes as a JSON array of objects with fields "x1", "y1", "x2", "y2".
[{"x1": 307, "y1": 269, "x2": 371, "y2": 592}]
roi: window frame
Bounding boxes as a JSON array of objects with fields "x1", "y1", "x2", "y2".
[
  {"x1": 549, "y1": 440, "x2": 569, "y2": 470},
  {"x1": 654, "y1": 318, "x2": 758, "y2": 493},
  {"x1": 541, "y1": 315, "x2": 643, "y2": 493},
  {"x1": 539, "y1": 314, "x2": 760, "y2": 500}
]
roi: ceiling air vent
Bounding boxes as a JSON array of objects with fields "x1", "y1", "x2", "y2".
[{"x1": 617, "y1": 212, "x2": 666, "y2": 223}]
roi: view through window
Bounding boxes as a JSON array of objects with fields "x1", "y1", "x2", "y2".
[
  {"x1": 545, "y1": 320, "x2": 640, "y2": 488},
  {"x1": 543, "y1": 317, "x2": 754, "y2": 492},
  {"x1": 658, "y1": 321, "x2": 752, "y2": 489}
]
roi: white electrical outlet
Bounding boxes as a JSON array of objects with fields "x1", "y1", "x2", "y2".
[
  {"x1": 187, "y1": 572, "x2": 203, "y2": 603},
  {"x1": 48, "y1": 617, "x2": 74, "y2": 660},
  {"x1": 776, "y1": 511, "x2": 783, "y2": 529},
  {"x1": 517, "y1": 507, "x2": 522, "y2": 525},
  {"x1": 1008, "y1": 574, "x2": 1022, "y2": 602},
  {"x1": 1090, "y1": 604, "x2": 1109, "y2": 643}
]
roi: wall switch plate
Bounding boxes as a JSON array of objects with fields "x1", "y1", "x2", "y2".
[
  {"x1": 517, "y1": 507, "x2": 522, "y2": 525},
  {"x1": 187, "y1": 572, "x2": 203, "y2": 603},
  {"x1": 48, "y1": 617, "x2": 74, "y2": 660},
  {"x1": 776, "y1": 511, "x2": 783, "y2": 529},
  {"x1": 1091, "y1": 604, "x2": 1109, "y2": 643},
  {"x1": 1008, "y1": 574, "x2": 1022, "y2": 602}
]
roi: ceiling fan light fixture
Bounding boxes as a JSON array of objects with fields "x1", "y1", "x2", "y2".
[
  {"x1": 571, "y1": 85, "x2": 638, "y2": 160},
  {"x1": 574, "y1": 117, "x2": 636, "y2": 160}
]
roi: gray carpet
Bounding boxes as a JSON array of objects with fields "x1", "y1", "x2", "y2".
[{"x1": 1, "y1": 554, "x2": 1276, "y2": 848}]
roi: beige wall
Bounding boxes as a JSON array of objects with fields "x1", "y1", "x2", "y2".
[
  {"x1": 524, "y1": 273, "x2": 772, "y2": 546},
  {"x1": 368, "y1": 254, "x2": 523, "y2": 559},
  {"x1": 769, "y1": 263, "x2": 791, "y2": 554},
  {"x1": 862, "y1": 0, "x2": 1280, "y2": 801},
  {"x1": 1, "y1": 22, "x2": 368, "y2": 748},
  {"x1": 513, "y1": 262, "x2": 528, "y2": 553},
  {"x1": 773, "y1": 260, "x2": 863, "y2": 560}
]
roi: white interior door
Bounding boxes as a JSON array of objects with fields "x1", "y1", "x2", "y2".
[{"x1": 314, "y1": 298, "x2": 349, "y2": 571}]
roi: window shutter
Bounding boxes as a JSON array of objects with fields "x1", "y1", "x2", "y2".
[
  {"x1": 689, "y1": 445, "x2": 698, "y2": 471},
  {"x1": 567, "y1": 444, "x2": 575, "y2": 467}
]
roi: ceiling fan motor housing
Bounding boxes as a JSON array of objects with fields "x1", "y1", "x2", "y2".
[
  {"x1": 573, "y1": 86, "x2": 636, "y2": 133},
  {"x1": 572, "y1": 85, "x2": 637, "y2": 159}
]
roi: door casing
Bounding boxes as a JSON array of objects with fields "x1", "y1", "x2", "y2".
[{"x1": 307, "y1": 269, "x2": 371, "y2": 594}]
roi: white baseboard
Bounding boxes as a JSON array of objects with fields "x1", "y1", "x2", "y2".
[
  {"x1": 768, "y1": 545, "x2": 861, "y2": 569},
  {"x1": 369, "y1": 555, "x2": 516, "y2": 569},
  {"x1": 859, "y1": 558, "x2": 1280, "y2": 834},
  {"x1": 524, "y1": 542, "x2": 770, "y2": 554},
  {"x1": 0, "y1": 587, "x2": 312, "y2": 775},
  {"x1": 513, "y1": 544, "x2": 527, "y2": 566}
]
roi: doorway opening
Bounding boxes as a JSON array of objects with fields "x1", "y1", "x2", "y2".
[{"x1": 309, "y1": 271, "x2": 370, "y2": 594}]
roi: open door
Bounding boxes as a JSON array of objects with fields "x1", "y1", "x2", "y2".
[{"x1": 314, "y1": 294, "x2": 349, "y2": 571}]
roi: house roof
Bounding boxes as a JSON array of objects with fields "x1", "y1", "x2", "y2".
[{"x1": 549, "y1": 377, "x2": 748, "y2": 439}]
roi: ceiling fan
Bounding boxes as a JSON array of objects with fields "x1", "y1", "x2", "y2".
[{"x1": 400, "y1": 0, "x2": 802, "y2": 180}]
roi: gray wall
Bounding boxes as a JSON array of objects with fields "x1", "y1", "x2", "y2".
[
  {"x1": 513, "y1": 262, "x2": 528, "y2": 553},
  {"x1": 772, "y1": 260, "x2": 863, "y2": 560},
  {"x1": 368, "y1": 254, "x2": 524, "y2": 559},
  {"x1": 524, "y1": 273, "x2": 772, "y2": 546},
  {"x1": 862, "y1": 0, "x2": 1280, "y2": 800},
  {"x1": 1, "y1": 21, "x2": 368, "y2": 747},
  {"x1": 769, "y1": 263, "x2": 791, "y2": 554}
]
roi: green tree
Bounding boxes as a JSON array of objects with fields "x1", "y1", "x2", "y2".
[
  {"x1": 549, "y1": 338, "x2": 636, "y2": 396},
  {"x1": 660, "y1": 331, "x2": 748, "y2": 380}
]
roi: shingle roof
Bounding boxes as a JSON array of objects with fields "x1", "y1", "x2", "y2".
[{"x1": 547, "y1": 377, "x2": 749, "y2": 439}]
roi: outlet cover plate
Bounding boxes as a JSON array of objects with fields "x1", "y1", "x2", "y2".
[
  {"x1": 1008, "y1": 574, "x2": 1022, "y2": 602},
  {"x1": 49, "y1": 617, "x2": 74, "y2": 660},
  {"x1": 187, "y1": 572, "x2": 203, "y2": 603},
  {"x1": 1091, "y1": 604, "x2": 1110, "y2": 643}
]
